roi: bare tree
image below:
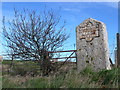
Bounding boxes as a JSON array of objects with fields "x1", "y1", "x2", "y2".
[{"x1": 2, "y1": 9, "x2": 69, "y2": 76}]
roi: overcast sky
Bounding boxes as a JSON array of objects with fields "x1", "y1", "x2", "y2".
[{"x1": 0, "y1": 2, "x2": 118, "y2": 62}]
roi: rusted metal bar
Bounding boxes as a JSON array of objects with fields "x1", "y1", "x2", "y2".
[
  {"x1": 58, "y1": 51, "x2": 76, "y2": 69},
  {"x1": 48, "y1": 50, "x2": 77, "y2": 53},
  {"x1": 52, "y1": 56, "x2": 76, "y2": 59}
]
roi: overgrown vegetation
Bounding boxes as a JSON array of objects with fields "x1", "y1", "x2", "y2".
[{"x1": 2, "y1": 61, "x2": 120, "y2": 88}]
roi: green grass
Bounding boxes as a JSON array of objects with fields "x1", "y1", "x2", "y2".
[
  {"x1": 2, "y1": 60, "x2": 38, "y2": 65},
  {"x1": 2, "y1": 61, "x2": 120, "y2": 88},
  {"x1": 2, "y1": 60, "x2": 40, "y2": 76},
  {"x1": 2, "y1": 67, "x2": 120, "y2": 88},
  {"x1": 2, "y1": 76, "x2": 24, "y2": 88}
]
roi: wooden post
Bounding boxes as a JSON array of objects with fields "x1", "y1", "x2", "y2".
[{"x1": 117, "y1": 33, "x2": 120, "y2": 67}]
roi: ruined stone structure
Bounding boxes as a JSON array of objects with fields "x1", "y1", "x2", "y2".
[{"x1": 76, "y1": 18, "x2": 111, "y2": 71}]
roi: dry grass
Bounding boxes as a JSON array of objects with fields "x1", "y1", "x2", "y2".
[{"x1": 2, "y1": 61, "x2": 120, "y2": 88}]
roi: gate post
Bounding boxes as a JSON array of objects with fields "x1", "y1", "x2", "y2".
[{"x1": 117, "y1": 33, "x2": 120, "y2": 67}]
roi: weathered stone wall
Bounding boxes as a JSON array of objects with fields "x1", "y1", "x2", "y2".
[{"x1": 76, "y1": 18, "x2": 111, "y2": 71}]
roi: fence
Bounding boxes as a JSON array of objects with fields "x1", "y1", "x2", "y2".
[
  {"x1": 2, "y1": 50, "x2": 77, "y2": 76},
  {"x1": 48, "y1": 50, "x2": 77, "y2": 60}
]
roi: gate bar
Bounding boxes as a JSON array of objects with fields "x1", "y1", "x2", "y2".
[{"x1": 48, "y1": 50, "x2": 77, "y2": 53}]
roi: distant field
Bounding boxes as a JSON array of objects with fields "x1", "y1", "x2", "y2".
[{"x1": 2, "y1": 60, "x2": 76, "y2": 76}]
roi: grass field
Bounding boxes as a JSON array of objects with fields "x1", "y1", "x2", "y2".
[{"x1": 1, "y1": 60, "x2": 120, "y2": 88}]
